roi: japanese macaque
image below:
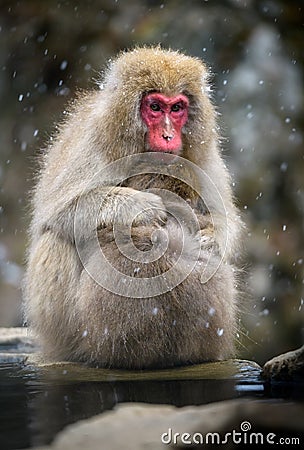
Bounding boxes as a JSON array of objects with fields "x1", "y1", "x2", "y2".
[{"x1": 24, "y1": 47, "x2": 242, "y2": 369}]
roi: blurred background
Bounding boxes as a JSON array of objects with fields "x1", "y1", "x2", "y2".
[{"x1": 0, "y1": 0, "x2": 303, "y2": 364}]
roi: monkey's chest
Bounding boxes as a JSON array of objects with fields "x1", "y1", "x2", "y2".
[{"x1": 122, "y1": 174, "x2": 198, "y2": 202}]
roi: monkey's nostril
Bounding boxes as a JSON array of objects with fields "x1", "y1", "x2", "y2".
[{"x1": 163, "y1": 134, "x2": 173, "y2": 141}]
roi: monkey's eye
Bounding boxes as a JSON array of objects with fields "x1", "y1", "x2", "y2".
[
  {"x1": 150, "y1": 103, "x2": 161, "y2": 112},
  {"x1": 171, "y1": 103, "x2": 182, "y2": 112}
]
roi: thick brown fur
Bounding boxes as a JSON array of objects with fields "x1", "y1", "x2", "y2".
[{"x1": 24, "y1": 47, "x2": 242, "y2": 369}]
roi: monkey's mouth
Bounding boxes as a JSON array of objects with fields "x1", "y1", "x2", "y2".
[
  {"x1": 147, "y1": 136, "x2": 182, "y2": 154},
  {"x1": 148, "y1": 146, "x2": 181, "y2": 156},
  {"x1": 161, "y1": 135, "x2": 181, "y2": 154}
]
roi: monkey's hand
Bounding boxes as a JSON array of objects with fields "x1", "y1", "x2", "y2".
[
  {"x1": 100, "y1": 189, "x2": 167, "y2": 229},
  {"x1": 127, "y1": 191, "x2": 167, "y2": 226},
  {"x1": 200, "y1": 226, "x2": 216, "y2": 248},
  {"x1": 197, "y1": 214, "x2": 217, "y2": 250}
]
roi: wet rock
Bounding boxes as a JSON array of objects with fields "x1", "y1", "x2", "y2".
[
  {"x1": 0, "y1": 327, "x2": 261, "y2": 381},
  {"x1": 0, "y1": 327, "x2": 38, "y2": 363},
  {"x1": 262, "y1": 345, "x2": 304, "y2": 381}
]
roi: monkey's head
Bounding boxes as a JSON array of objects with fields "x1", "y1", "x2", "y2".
[{"x1": 101, "y1": 47, "x2": 216, "y2": 161}]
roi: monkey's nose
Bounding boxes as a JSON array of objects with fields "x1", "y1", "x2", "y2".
[
  {"x1": 162, "y1": 126, "x2": 174, "y2": 141},
  {"x1": 162, "y1": 115, "x2": 174, "y2": 141}
]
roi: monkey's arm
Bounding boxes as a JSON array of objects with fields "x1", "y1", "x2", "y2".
[
  {"x1": 37, "y1": 186, "x2": 166, "y2": 243},
  {"x1": 196, "y1": 151, "x2": 243, "y2": 262}
]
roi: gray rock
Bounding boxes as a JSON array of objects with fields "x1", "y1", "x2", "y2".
[
  {"x1": 0, "y1": 327, "x2": 38, "y2": 363},
  {"x1": 262, "y1": 345, "x2": 304, "y2": 380},
  {"x1": 32, "y1": 399, "x2": 303, "y2": 450}
]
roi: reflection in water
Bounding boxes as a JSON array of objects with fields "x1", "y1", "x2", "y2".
[
  {"x1": 28, "y1": 379, "x2": 237, "y2": 447},
  {"x1": 1, "y1": 361, "x2": 301, "y2": 450}
]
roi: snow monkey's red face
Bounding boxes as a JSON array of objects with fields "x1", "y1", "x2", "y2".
[{"x1": 140, "y1": 93, "x2": 189, "y2": 154}]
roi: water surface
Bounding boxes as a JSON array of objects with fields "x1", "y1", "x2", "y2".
[{"x1": 0, "y1": 360, "x2": 300, "y2": 449}]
